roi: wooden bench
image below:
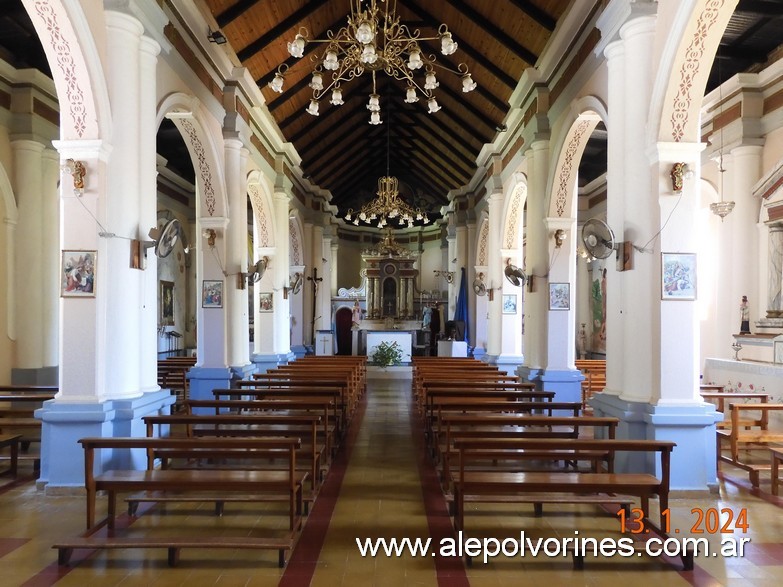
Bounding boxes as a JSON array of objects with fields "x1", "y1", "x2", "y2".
[
  {"x1": 53, "y1": 436, "x2": 307, "y2": 568},
  {"x1": 771, "y1": 446, "x2": 783, "y2": 496},
  {"x1": 437, "y1": 415, "x2": 619, "y2": 487},
  {"x1": 0, "y1": 434, "x2": 21, "y2": 477},
  {"x1": 717, "y1": 403, "x2": 783, "y2": 487},
  {"x1": 700, "y1": 392, "x2": 769, "y2": 429},
  {"x1": 451, "y1": 438, "x2": 684, "y2": 569}
]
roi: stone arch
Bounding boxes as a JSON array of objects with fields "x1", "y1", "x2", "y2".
[
  {"x1": 156, "y1": 93, "x2": 228, "y2": 219},
  {"x1": 651, "y1": 0, "x2": 739, "y2": 144},
  {"x1": 476, "y1": 215, "x2": 489, "y2": 266},
  {"x1": 21, "y1": 0, "x2": 109, "y2": 141},
  {"x1": 289, "y1": 215, "x2": 304, "y2": 266},
  {"x1": 247, "y1": 169, "x2": 275, "y2": 249},
  {"x1": 547, "y1": 101, "x2": 606, "y2": 218},
  {"x1": 502, "y1": 177, "x2": 527, "y2": 250}
]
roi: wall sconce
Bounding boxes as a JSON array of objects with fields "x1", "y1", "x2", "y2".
[
  {"x1": 553, "y1": 229, "x2": 566, "y2": 249},
  {"x1": 207, "y1": 28, "x2": 227, "y2": 45},
  {"x1": 669, "y1": 162, "x2": 693, "y2": 193},
  {"x1": 434, "y1": 270, "x2": 454, "y2": 284},
  {"x1": 202, "y1": 228, "x2": 217, "y2": 248},
  {"x1": 62, "y1": 158, "x2": 86, "y2": 196}
]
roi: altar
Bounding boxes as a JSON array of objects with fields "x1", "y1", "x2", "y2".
[{"x1": 366, "y1": 331, "x2": 412, "y2": 363}]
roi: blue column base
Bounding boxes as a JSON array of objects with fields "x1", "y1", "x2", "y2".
[
  {"x1": 472, "y1": 347, "x2": 486, "y2": 360},
  {"x1": 539, "y1": 368, "x2": 584, "y2": 404},
  {"x1": 590, "y1": 393, "x2": 722, "y2": 491},
  {"x1": 495, "y1": 354, "x2": 525, "y2": 376},
  {"x1": 291, "y1": 345, "x2": 308, "y2": 359},
  {"x1": 251, "y1": 352, "x2": 295, "y2": 373},
  {"x1": 187, "y1": 367, "x2": 232, "y2": 414},
  {"x1": 517, "y1": 366, "x2": 543, "y2": 387},
  {"x1": 35, "y1": 390, "x2": 174, "y2": 492},
  {"x1": 230, "y1": 363, "x2": 257, "y2": 381}
]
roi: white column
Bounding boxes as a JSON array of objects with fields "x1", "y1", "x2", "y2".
[
  {"x1": 617, "y1": 16, "x2": 656, "y2": 403},
  {"x1": 544, "y1": 217, "x2": 577, "y2": 370},
  {"x1": 467, "y1": 223, "x2": 477, "y2": 347},
  {"x1": 486, "y1": 191, "x2": 503, "y2": 357},
  {"x1": 729, "y1": 145, "x2": 763, "y2": 329},
  {"x1": 303, "y1": 222, "x2": 314, "y2": 344},
  {"x1": 139, "y1": 35, "x2": 161, "y2": 392},
  {"x1": 311, "y1": 225, "x2": 326, "y2": 332},
  {"x1": 320, "y1": 231, "x2": 333, "y2": 329},
  {"x1": 272, "y1": 191, "x2": 291, "y2": 355},
  {"x1": 41, "y1": 149, "x2": 60, "y2": 368},
  {"x1": 102, "y1": 10, "x2": 144, "y2": 397},
  {"x1": 330, "y1": 241, "x2": 339, "y2": 295},
  {"x1": 604, "y1": 40, "x2": 626, "y2": 396},
  {"x1": 196, "y1": 219, "x2": 229, "y2": 368},
  {"x1": 524, "y1": 142, "x2": 550, "y2": 369},
  {"x1": 224, "y1": 139, "x2": 250, "y2": 368},
  {"x1": 447, "y1": 229, "x2": 457, "y2": 317},
  {"x1": 11, "y1": 139, "x2": 45, "y2": 369}
]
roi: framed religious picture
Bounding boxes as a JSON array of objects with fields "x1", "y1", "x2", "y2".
[
  {"x1": 259, "y1": 292, "x2": 273, "y2": 312},
  {"x1": 549, "y1": 282, "x2": 570, "y2": 310},
  {"x1": 61, "y1": 250, "x2": 96, "y2": 297},
  {"x1": 202, "y1": 280, "x2": 223, "y2": 308},
  {"x1": 160, "y1": 280, "x2": 174, "y2": 325},
  {"x1": 502, "y1": 294, "x2": 517, "y2": 314},
  {"x1": 661, "y1": 253, "x2": 696, "y2": 301}
]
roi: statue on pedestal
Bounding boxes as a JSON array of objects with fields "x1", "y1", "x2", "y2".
[
  {"x1": 577, "y1": 323, "x2": 587, "y2": 359},
  {"x1": 740, "y1": 296, "x2": 751, "y2": 334},
  {"x1": 352, "y1": 300, "x2": 364, "y2": 329}
]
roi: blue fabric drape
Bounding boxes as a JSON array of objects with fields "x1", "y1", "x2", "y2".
[{"x1": 454, "y1": 267, "x2": 470, "y2": 344}]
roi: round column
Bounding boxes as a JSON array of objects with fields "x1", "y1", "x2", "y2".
[
  {"x1": 767, "y1": 224, "x2": 783, "y2": 315},
  {"x1": 486, "y1": 192, "x2": 503, "y2": 357},
  {"x1": 272, "y1": 191, "x2": 291, "y2": 355},
  {"x1": 524, "y1": 143, "x2": 549, "y2": 369},
  {"x1": 41, "y1": 149, "x2": 60, "y2": 369}
]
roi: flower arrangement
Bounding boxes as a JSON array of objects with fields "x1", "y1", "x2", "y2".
[{"x1": 371, "y1": 340, "x2": 404, "y2": 367}]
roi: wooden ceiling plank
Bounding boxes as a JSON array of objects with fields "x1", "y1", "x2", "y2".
[
  {"x1": 402, "y1": 107, "x2": 483, "y2": 155},
  {"x1": 301, "y1": 120, "x2": 369, "y2": 162},
  {"x1": 215, "y1": 0, "x2": 259, "y2": 28},
  {"x1": 284, "y1": 78, "x2": 374, "y2": 138},
  {"x1": 397, "y1": 138, "x2": 463, "y2": 188},
  {"x1": 397, "y1": 0, "x2": 518, "y2": 90},
  {"x1": 399, "y1": 117, "x2": 477, "y2": 172},
  {"x1": 506, "y1": 0, "x2": 557, "y2": 31},
  {"x1": 736, "y1": 0, "x2": 783, "y2": 15},
  {"x1": 237, "y1": 0, "x2": 330, "y2": 63},
  {"x1": 396, "y1": 129, "x2": 472, "y2": 182},
  {"x1": 317, "y1": 136, "x2": 385, "y2": 185},
  {"x1": 444, "y1": 0, "x2": 539, "y2": 65},
  {"x1": 433, "y1": 81, "x2": 498, "y2": 136}
]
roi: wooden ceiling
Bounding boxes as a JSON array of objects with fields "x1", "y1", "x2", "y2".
[{"x1": 204, "y1": 0, "x2": 568, "y2": 218}]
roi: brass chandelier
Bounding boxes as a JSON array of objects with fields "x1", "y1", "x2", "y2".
[
  {"x1": 345, "y1": 176, "x2": 430, "y2": 228},
  {"x1": 269, "y1": 0, "x2": 476, "y2": 124}
]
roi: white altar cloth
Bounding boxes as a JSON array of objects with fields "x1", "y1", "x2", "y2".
[{"x1": 367, "y1": 331, "x2": 412, "y2": 363}]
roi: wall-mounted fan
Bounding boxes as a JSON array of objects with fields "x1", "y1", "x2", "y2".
[
  {"x1": 147, "y1": 218, "x2": 181, "y2": 258},
  {"x1": 473, "y1": 272, "x2": 487, "y2": 296},
  {"x1": 581, "y1": 218, "x2": 617, "y2": 260},
  {"x1": 285, "y1": 272, "x2": 303, "y2": 299},
  {"x1": 504, "y1": 261, "x2": 526, "y2": 287},
  {"x1": 247, "y1": 257, "x2": 269, "y2": 283}
]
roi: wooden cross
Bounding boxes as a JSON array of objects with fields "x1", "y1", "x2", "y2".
[
  {"x1": 308, "y1": 268, "x2": 324, "y2": 345},
  {"x1": 320, "y1": 336, "x2": 330, "y2": 355}
]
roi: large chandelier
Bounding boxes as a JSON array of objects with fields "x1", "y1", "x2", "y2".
[
  {"x1": 269, "y1": 0, "x2": 476, "y2": 124},
  {"x1": 345, "y1": 176, "x2": 430, "y2": 228}
]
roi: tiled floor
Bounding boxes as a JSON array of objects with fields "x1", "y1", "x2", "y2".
[{"x1": 1, "y1": 377, "x2": 782, "y2": 586}]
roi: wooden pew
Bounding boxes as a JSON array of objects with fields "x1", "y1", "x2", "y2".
[
  {"x1": 700, "y1": 392, "x2": 769, "y2": 429},
  {"x1": 451, "y1": 438, "x2": 685, "y2": 569},
  {"x1": 0, "y1": 434, "x2": 21, "y2": 477},
  {"x1": 53, "y1": 436, "x2": 306, "y2": 568},
  {"x1": 717, "y1": 403, "x2": 783, "y2": 487}
]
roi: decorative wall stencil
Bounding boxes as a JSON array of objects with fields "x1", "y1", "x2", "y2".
[
  {"x1": 248, "y1": 184, "x2": 271, "y2": 247},
  {"x1": 477, "y1": 219, "x2": 489, "y2": 266},
  {"x1": 503, "y1": 183, "x2": 525, "y2": 249},
  {"x1": 554, "y1": 119, "x2": 591, "y2": 217},
  {"x1": 289, "y1": 218, "x2": 302, "y2": 265},
  {"x1": 178, "y1": 117, "x2": 216, "y2": 216}
]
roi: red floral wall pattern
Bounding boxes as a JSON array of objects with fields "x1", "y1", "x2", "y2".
[
  {"x1": 669, "y1": 0, "x2": 726, "y2": 142},
  {"x1": 478, "y1": 219, "x2": 489, "y2": 266},
  {"x1": 289, "y1": 218, "x2": 301, "y2": 265},
  {"x1": 554, "y1": 119, "x2": 591, "y2": 217},
  {"x1": 178, "y1": 118, "x2": 216, "y2": 216},
  {"x1": 248, "y1": 184, "x2": 270, "y2": 248}
]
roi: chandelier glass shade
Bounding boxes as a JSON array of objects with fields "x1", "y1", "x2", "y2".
[
  {"x1": 270, "y1": 0, "x2": 475, "y2": 124},
  {"x1": 344, "y1": 176, "x2": 430, "y2": 229}
]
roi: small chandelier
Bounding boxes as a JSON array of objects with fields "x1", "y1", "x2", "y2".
[
  {"x1": 710, "y1": 64, "x2": 735, "y2": 221},
  {"x1": 345, "y1": 176, "x2": 430, "y2": 229},
  {"x1": 270, "y1": 0, "x2": 475, "y2": 124}
]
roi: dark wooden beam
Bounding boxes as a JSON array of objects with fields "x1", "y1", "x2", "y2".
[
  {"x1": 317, "y1": 135, "x2": 385, "y2": 186},
  {"x1": 237, "y1": 0, "x2": 331, "y2": 62},
  {"x1": 394, "y1": 126, "x2": 472, "y2": 183},
  {"x1": 397, "y1": 0, "x2": 518, "y2": 90},
  {"x1": 736, "y1": 0, "x2": 783, "y2": 15},
  {"x1": 299, "y1": 118, "x2": 368, "y2": 162},
  {"x1": 396, "y1": 138, "x2": 463, "y2": 189},
  {"x1": 215, "y1": 0, "x2": 259, "y2": 28},
  {"x1": 283, "y1": 78, "x2": 373, "y2": 138},
  {"x1": 506, "y1": 0, "x2": 557, "y2": 31},
  {"x1": 396, "y1": 113, "x2": 478, "y2": 172},
  {"x1": 445, "y1": 0, "x2": 539, "y2": 65},
  {"x1": 432, "y1": 82, "x2": 497, "y2": 138},
  {"x1": 401, "y1": 106, "x2": 484, "y2": 154}
]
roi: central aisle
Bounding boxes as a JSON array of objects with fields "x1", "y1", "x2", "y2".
[{"x1": 282, "y1": 372, "x2": 450, "y2": 586}]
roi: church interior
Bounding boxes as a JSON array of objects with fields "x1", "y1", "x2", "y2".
[{"x1": 2, "y1": 0, "x2": 783, "y2": 584}]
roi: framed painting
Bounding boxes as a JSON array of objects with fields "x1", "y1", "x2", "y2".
[
  {"x1": 61, "y1": 250, "x2": 96, "y2": 297},
  {"x1": 202, "y1": 280, "x2": 223, "y2": 308},
  {"x1": 259, "y1": 292, "x2": 273, "y2": 312},
  {"x1": 549, "y1": 282, "x2": 570, "y2": 310},
  {"x1": 661, "y1": 253, "x2": 696, "y2": 301},
  {"x1": 160, "y1": 280, "x2": 174, "y2": 325},
  {"x1": 502, "y1": 294, "x2": 517, "y2": 314}
]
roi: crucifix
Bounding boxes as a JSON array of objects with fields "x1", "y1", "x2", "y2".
[
  {"x1": 307, "y1": 268, "x2": 323, "y2": 346},
  {"x1": 320, "y1": 335, "x2": 331, "y2": 355}
]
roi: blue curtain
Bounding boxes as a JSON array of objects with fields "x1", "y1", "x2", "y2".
[{"x1": 454, "y1": 267, "x2": 470, "y2": 344}]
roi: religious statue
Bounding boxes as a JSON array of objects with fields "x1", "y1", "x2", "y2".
[
  {"x1": 351, "y1": 300, "x2": 364, "y2": 329},
  {"x1": 422, "y1": 305, "x2": 432, "y2": 329},
  {"x1": 740, "y1": 296, "x2": 751, "y2": 334},
  {"x1": 577, "y1": 323, "x2": 587, "y2": 359}
]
